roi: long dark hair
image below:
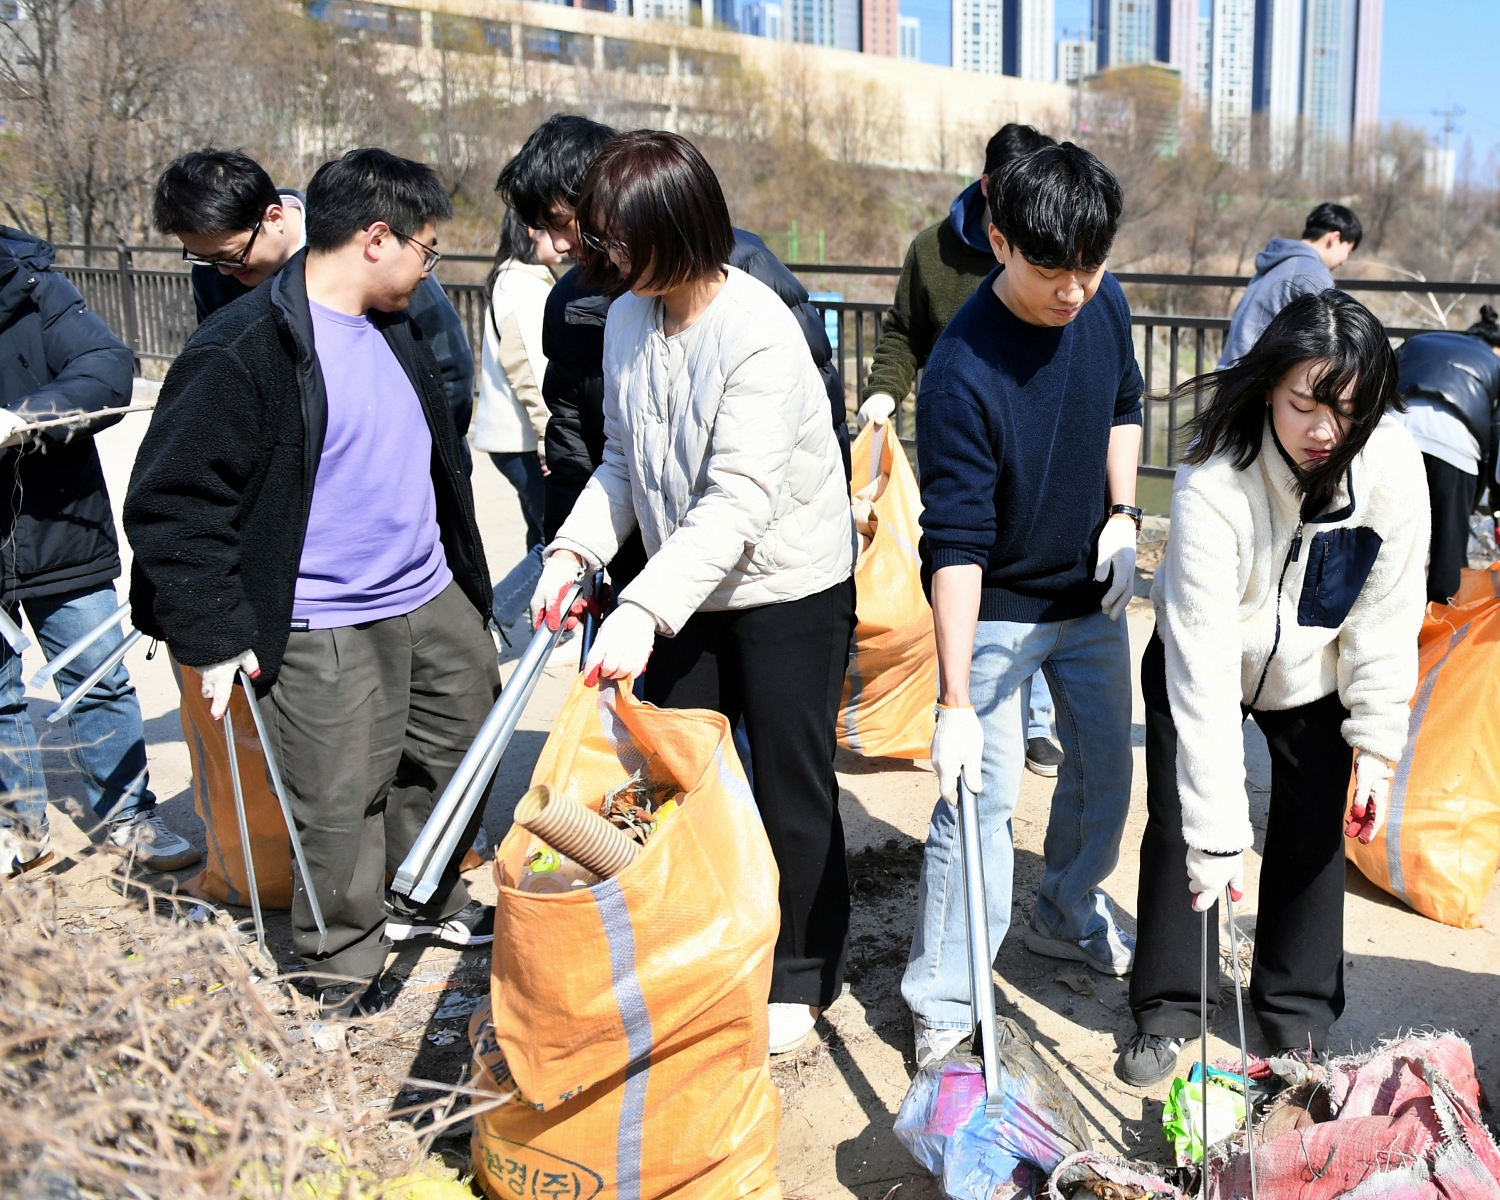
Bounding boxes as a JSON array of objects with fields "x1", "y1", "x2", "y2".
[
  {"x1": 486, "y1": 208, "x2": 538, "y2": 297},
  {"x1": 1180, "y1": 290, "x2": 1398, "y2": 506}
]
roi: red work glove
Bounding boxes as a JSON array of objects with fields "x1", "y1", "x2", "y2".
[{"x1": 529, "y1": 553, "x2": 586, "y2": 632}]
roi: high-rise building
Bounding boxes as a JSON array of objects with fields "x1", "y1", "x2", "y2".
[
  {"x1": 1208, "y1": 0, "x2": 1254, "y2": 164},
  {"x1": 834, "y1": 0, "x2": 860, "y2": 49},
  {"x1": 741, "y1": 0, "x2": 783, "y2": 37},
  {"x1": 898, "y1": 13, "x2": 921, "y2": 59},
  {"x1": 631, "y1": 0, "x2": 694, "y2": 20},
  {"x1": 1252, "y1": 0, "x2": 1301, "y2": 167},
  {"x1": 1094, "y1": 0, "x2": 1157, "y2": 70},
  {"x1": 1003, "y1": 0, "x2": 1055, "y2": 80},
  {"x1": 952, "y1": 0, "x2": 1003, "y2": 73},
  {"x1": 1352, "y1": 0, "x2": 1382, "y2": 150},
  {"x1": 1057, "y1": 35, "x2": 1098, "y2": 83},
  {"x1": 864, "y1": 0, "x2": 899, "y2": 56},
  {"x1": 787, "y1": 0, "x2": 838, "y2": 45}
]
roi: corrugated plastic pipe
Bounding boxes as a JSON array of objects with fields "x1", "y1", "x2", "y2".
[{"x1": 514, "y1": 784, "x2": 640, "y2": 880}]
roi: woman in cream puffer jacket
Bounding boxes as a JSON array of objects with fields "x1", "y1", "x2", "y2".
[
  {"x1": 531, "y1": 131, "x2": 856, "y2": 1058},
  {"x1": 1120, "y1": 291, "x2": 1429, "y2": 1087}
]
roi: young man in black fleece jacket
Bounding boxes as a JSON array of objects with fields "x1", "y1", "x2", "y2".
[
  {"x1": 902, "y1": 143, "x2": 1144, "y2": 1067},
  {"x1": 125, "y1": 150, "x2": 497, "y2": 1015}
]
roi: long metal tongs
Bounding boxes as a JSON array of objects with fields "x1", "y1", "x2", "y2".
[
  {"x1": 957, "y1": 778, "x2": 1004, "y2": 1116},
  {"x1": 1227, "y1": 890, "x2": 1260, "y2": 1200},
  {"x1": 236, "y1": 670, "x2": 327, "y2": 955},
  {"x1": 392, "y1": 583, "x2": 582, "y2": 905}
]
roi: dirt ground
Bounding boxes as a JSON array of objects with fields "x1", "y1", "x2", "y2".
[{"x1": 16, "y1": 395, "x2": 1500, "y2": 1196}]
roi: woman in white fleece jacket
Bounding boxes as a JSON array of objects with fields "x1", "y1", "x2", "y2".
[
  {"x1": 529, "y1": 131, "x2": 856, "y2": 1058},
  {"x1": 1119, "y1": 291, "x2": 1429, "y2": 1087}
]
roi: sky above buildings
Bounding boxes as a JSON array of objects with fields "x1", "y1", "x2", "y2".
[{"x1": 898, "y1": 0, "x2": 1497, "y2": 178}]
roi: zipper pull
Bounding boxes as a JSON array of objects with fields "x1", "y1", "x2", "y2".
[{"x1": 1291, "y1": 521, "x2": 1304, "y2": 562}]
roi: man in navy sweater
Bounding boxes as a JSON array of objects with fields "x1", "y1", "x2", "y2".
[{"x1": 902, "y1": 142, "x2": 1144, "y2": 1066}]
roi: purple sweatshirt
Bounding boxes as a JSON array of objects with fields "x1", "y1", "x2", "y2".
[{"x1": 293, "y1": 301, "x2": 452, "y2": 628}]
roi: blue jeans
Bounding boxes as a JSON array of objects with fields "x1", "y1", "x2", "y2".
[
  {"x1": 488, "y1": 452, "x2": 547, "y2": 630},
  {"x1": 1025, "y1": 668, "x2": 1054, "y2": 741},
  {"x1": 901, "y1": 609, "x2": 1133, "y2": 1031},
  {"x1": 0, "y1": 584, "x2": 155, "y2": 836}
]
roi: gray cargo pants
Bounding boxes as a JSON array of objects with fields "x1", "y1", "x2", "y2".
[{"x1": 264, "y1": 581, "x2": 499, "y2": 982}]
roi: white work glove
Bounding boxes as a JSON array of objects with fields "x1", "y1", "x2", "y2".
[
  {"x1": 197, "y1": 650, "x2": 260, "y2": 721},
  {"x1": 1346, "y1": 752, "x2": 1394, "y2": 845},
  {"x1": 930, "y1": 704, "x2": 984, "y2": 805},
  {"x1": 582, "y1": 601, "x2": 657, "y2": 686},
  {"x1": 857, "y1": 393, "x2": 897, "y2": 430},
  {"x1": 1185, "y1": 847, "x2": 1245, "y2": 913},
  {"x1": 529, "y1": 552, "x2": 586, "y2": 632},
  {"x1": 0, "y1": 408, "x2": 29, "y2": 449},
  {"x1": 1094, "y1": 514, "x2": 1137, "y2": 621}
]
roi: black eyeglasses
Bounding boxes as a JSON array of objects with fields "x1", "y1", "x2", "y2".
[
  {"x1": 580, "y1": 230, "x2": 629, "y2": 260},
  {"x1": 394, "y1": 230, "x2": 442, "y2": 272},
  {"x1": 181, "y1": 218, "x2": 263, "y2": 271}
]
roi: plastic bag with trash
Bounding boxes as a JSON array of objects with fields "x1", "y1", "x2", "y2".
[
  {"x1": 894, "y1": 1018, "x2": 1092, "y2": 1200},
  {"x1": 1161, "y1": 1064, "x2": 1247, "y2": 1167}
]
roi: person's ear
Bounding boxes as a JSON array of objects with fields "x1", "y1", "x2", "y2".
[
  {"x1": 988, "y1": 224, "x2": 1008, "y2": 265},
  {"x1": 980, "y1": 174, "x2": 989, "y2": 199},
  {"x1": 263, "y1": 203, "x2": 286, "y2": 231}
]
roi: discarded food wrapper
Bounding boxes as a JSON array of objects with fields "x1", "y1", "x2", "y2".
[
  {"x1": 895, "y1": 1019, "x2": 1092, "y2": 1200},
  {"x1": 1162, "y1": 1063, "x2": 1246, "y2": 1166},
  {"x1": 426, "y1": 1028, "x2": 461, "y2": 1047}
]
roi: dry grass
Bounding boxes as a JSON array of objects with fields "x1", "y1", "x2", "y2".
[{"x1": 0, "y1": 871, "x2": 486, "y2": 1199}]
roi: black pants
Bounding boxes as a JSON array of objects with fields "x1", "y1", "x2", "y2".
[
  {"x1": 265, "y1": 582, "x2": 500, "y2": 982},
  {"x1": 643, "y1": 578, "x2": 855, "y2": 1008},
  {"x1": 1423, "y1": 452, "x2": 1477, "y2": 604},
  {"x1": 1130, "y1": 633, "x2": 1352, "y2": 1050}
]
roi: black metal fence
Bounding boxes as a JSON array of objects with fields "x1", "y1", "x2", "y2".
[{"x1": 52, "y1": 246, "x2": 1500, "y2": 475}]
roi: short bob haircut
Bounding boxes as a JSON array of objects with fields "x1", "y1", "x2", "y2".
[
  {"x1": 305, "y1": 148, "x2": 453, "y2": 253},
  {"x1": 576, "y1": 130, "x2": 734, "y2": 295},
  {"x1": 987, "y1": 141, "x2": 1123, "y2": 272},
  {"x1": 1180, "y1": 289, "x2": 1398, "y2": 507},
  {"x1": 153, "y1": 148, "x2": 281, "y2": 237}
]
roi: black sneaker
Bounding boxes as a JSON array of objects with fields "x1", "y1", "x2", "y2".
[
  {"x1": 305, "y1": 975, "x2": 393, "y2": 1019},
  {"x1": 386, "y1": 900, "x2": 495, "y2": 947},
  {"x1": 1025, "y1": 737, "x2": 1065, "y2": 778},
  {"x1": 1117, "y1": 1032, "x2": 1185, "y2": 1086}
]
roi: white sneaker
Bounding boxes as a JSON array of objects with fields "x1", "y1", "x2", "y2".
[
  {"x1": 767, "y1": 1002, "x2": 818, "y2": 1055},
  {"x1": 914, "y1": 1019, "x2": 969, "y2": 1069},
  {"x1": 107, "y1": 813, "x2": 201, "y2": 871},
  {"x1": 1, "y1": 825, "x2": 53, "y2": 877}
]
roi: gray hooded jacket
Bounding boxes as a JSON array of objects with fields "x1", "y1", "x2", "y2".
[{"x1": 1219, "y1": 238, "x2": 1335, "y2": 367}]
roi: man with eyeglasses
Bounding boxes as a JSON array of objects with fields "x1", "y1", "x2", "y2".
[
  {"x1": 126, "y1": 149, "x2": 499, "y2": 1016},
  {"x1": 152, "y1": 148, "x2": 475, "y2": 473}
]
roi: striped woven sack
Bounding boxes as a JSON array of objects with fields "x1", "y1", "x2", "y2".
[
  {"x1": 471, "y1": 675, "x2": 782, "y2": 1199},
  {"x1": 838, "y1": 419, "x2": 937, "y2": 760},
  {"x1": 1345, "y1": 565, "x2": 1500, "y2": 928}
]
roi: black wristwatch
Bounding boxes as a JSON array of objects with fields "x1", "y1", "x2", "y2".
[{"x1": 1109, "y1": 504, "x2": 1144, "y2": 531}]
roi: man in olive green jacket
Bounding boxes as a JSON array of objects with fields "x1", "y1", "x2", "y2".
[
  {"x1": 858, "y1": 123, "x2": 1053, "y2": 427},
  {"x1": 858, "y1": 123, "x2": 1065, "y2": 779}
]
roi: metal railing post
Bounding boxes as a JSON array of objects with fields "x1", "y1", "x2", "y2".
[{"x1": 116, "y1": 245, "x2": 141, "y2": 375}]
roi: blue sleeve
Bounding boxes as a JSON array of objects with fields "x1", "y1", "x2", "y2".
[
  {"x1": 408, "y1": 275, "x2": 475, "y2": 475},
  {"x1": 1105, "y1": 276, "x2": 1144, "y2": 425},
  {"x1": 916, "y1": 375, "x2": 998, "y2": 571}
]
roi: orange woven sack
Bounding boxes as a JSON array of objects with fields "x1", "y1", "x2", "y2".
[
  {"x1": 838, "y1": 421, "x2": 937, "y2": 759},
  {"x1": 470, "y1": 675, "x2": 783, "y2": 1200},
  {"x1": 1345, "y1": 564, "x2": 1500, "y2": 927},
  {"x1": 173, "y1": 658, "x2": 293, "y2": 909}
]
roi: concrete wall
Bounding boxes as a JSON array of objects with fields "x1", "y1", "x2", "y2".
[{"x1": 356, "y1": 0, "x2": 1072, "y2": 170}]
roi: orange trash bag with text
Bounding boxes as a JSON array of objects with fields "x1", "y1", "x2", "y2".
[
  {"x1": 838, "y1": 420, "x2": 937, "y2": 759},
  {"x1": 470, "y1": 675, "x2": 783, "y2": 1200},
  {"x1": 1345, "y1": 565, "x2": 1500, "y2": 928},
  {"x1": 174, "y1": 658, "x2": 293, "y2": 909}
]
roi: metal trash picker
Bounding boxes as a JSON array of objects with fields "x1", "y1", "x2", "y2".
[
  {"x1": 1198, "y1": 892, "x2": 1259, "y2": 1200},
  {"x1": 392, "y1": 583, "x2": 582, "y2": 906},
  {"x1": 0, "y1": 606, "x2": 32, "y2": 656},
  {"x1": 29, "y1": 601, "x2": 130, "y2": 690},
  {"x1": 957, "y1": 777, "x2": 1005, "y2": 1117}
]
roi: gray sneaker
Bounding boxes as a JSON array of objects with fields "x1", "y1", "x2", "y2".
[
  {"x1": 1117, "y1": 1032, "x2": 1185, "y2": 1086},
  {"x1": 1024, "y1": 917, "x2": 1135, "y2": 976},
  {"x1": 107, "y1": 813, "x2": 201, "y2": 871}
]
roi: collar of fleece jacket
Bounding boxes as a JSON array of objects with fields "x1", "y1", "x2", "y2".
[{"x1": 1155, "y1": 412, "x2": 1430, "y2": 855}]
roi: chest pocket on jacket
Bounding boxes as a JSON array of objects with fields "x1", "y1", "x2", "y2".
[{"x1": 1296, "y1": 526, "x2": 1383, "y2": 629}]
